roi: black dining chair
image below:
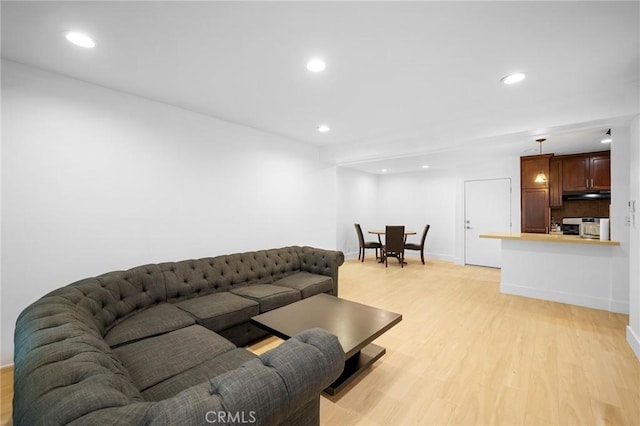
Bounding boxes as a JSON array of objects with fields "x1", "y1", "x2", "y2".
[
  {"x1": 405, "y1": 224, "x2": 430, "y2": 264},
  {"x1": 354, "y1": 223, "x2": 382, "y2": 262},
  {"x1": 383, "y1": 225, "x2": 405, "y2": 268}
]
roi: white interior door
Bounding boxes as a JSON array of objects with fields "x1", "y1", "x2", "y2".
[{"x1": 464, "y1": 178, "x2": 512, "y2": 268}]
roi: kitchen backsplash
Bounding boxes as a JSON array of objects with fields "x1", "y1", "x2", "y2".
[{"x1": 551, "y1": 199, "x2": 610, "y2": 223}]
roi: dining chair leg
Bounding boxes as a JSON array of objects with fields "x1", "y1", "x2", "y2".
[{"x1": 420, "y1": 249, "x2": 425, "y2": 264}]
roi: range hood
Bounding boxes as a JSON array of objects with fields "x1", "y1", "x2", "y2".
[{"x1": 563, "y1": 191, "x2": 611, "y2": 200}]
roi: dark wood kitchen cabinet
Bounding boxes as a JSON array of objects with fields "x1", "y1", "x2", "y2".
[
  {"x1": 562, "y1": 151, "x2": 610, "y2": 192},
  {"x1": 549, "y1": 157, "x2": 563, "y2": 208},
  {"x1": 590, "y1": 153, "x2": 611, "y2": 190},
  {"x1": 521, "y1": 154, "x2": 553, "y2": 189},
  {"x1": 521, "y1": 154, "x2": 552, "y2": 233},
  {"x1": 521, "y1": 188, "x2": 550, "y2": 233}
]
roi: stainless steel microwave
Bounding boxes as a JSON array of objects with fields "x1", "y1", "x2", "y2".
[
  {"x1": 562, "y1": 218, "x2": 581, "y2": 235},
  {"x1": 580, "y1": 218, "x2": 601, "y2": 239}
]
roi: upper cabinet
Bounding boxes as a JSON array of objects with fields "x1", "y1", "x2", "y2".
[
  {"x1": 561, "y1": 151, "x2": 610, "y2": 192},
  {"x1": 549, "y1": 157, "x2": 563, "y2": 208},
  {"x1": 589, "y1": 153, "x2": 611, "y2": 190},
  {"x1": 561, "y1": 155, "x2": 589, "y2": 192},
  {"x1": 521, "y1": 154, "x2": 552, "y2": 189}
]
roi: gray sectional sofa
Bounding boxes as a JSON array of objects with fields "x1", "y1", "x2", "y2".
[{"x1": 13, "y1": 246, "x2": 345, "y2": 425}]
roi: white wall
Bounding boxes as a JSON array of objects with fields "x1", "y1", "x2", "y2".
[
  {"x1": 335, "y1": 167, "x2": 378, "y2": 258},
  {"x1": 610, "y1": 126, "x2": 631, "y2": 313},
  {"x1": 628, "y1": 116, "x2": 640, "y2": 359},
  {"x1": 1, "y1": 60, "x2": 336, "y2": 365},
  {"x1": 376, "y1": 169, "x2": 457, "y2": 261}
]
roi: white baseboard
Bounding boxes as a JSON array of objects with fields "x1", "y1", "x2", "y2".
[
  {"x1": 344, "y1": 251, "x2": 360, "y2": 260},
  {"x1": 627, "y1": 326, "x2": 640, "y2": 361},
  {"x1": 1, "y1": 362, "x2": 14, "y2": 370},
  {"x1": 501, "y1": 282, "x2": 613, "y2": 312},
  {"x1": 610, "y1": 300, "x2": 629, "y2": 315},
  {"x1": 344, "y1": 251, "x2": 454, "y2": 263},
  {"x1": 424, "y1": 252, "x2": 455, "y2": 262}
]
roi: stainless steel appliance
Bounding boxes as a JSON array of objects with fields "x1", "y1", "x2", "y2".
[
  {"x1": 563, "y1": 191, "x2": 611, "y2": 200},
  {"x1": 580, "y1": 218, "x2": 601, "y2": 239},
  {"x1": 562, "y1": 218, "x2": 581, "y2": 235}
]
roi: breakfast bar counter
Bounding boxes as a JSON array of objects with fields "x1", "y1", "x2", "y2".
[
  {"x1": 480, "y1": 232, "x2": 620, "y2": 246},
  {"x1": 480, "y1": 233, "x2": 626, "y2": 313}
]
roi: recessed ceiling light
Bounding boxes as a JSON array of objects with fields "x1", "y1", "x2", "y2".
[
  {"x1": 317, "y1": 124, "x2": 330, "y2": 133},
  {"x1": 306, "y1": 58, "x2": 326, "y2": 73},
  {"x1": 65, "y1": 31, "x2": 96, "y2": 48},
  {"x1": 381, "y1": 169, "x2": 388, "y2": 173},
  {"x1": 501, "y1": 72, "x2": 526, "y2": 85},
  {"x1": 601, "y1": 138, "x2": 612, "y2": 144},
  {"x1": 422, "y1": 165, "x2": 430, "y2": 169}
]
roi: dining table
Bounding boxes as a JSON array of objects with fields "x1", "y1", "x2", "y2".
[{"x1": 368, "y1": 229, "x2": 416, "y2": 264}]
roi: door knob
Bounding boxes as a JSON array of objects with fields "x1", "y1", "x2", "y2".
[{"x1": 466, "y1": 226, "x2": 472, "y2": 229}]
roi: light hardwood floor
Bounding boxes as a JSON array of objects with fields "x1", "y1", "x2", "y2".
[
  {"x1": 2, "y1": 258, "x2": 639, "y2": 425},
  {"x1": 315, "y1": 258, "x2": 639, "y2": 425},
  {"x1": 0, "y1": 366, "x2": 11, "y2": 426}
]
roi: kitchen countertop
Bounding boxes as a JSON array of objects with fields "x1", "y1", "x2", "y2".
[{"x1": 480, "y1": 232, "x2": 620, "y2": 246}]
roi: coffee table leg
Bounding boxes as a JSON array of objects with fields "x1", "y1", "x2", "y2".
[{"x1": 323, "y1": 343, "x2": 386, "y2": 395}]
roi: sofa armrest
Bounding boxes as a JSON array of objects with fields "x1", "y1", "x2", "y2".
[
  {"x1": 298, "y1": 247, "x2": 345, "y2": 296},
  {"x1": 141, "y1": 328, "x2": 344, "y2": 425}
]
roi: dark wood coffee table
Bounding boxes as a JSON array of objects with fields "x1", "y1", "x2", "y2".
[{"x1": 251, "y1": 293, "x2": 402, "y2": 395}]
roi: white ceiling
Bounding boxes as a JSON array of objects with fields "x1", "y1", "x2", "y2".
[{"x1": 2, "y1": 1, "x2": 638, "y2": 174}]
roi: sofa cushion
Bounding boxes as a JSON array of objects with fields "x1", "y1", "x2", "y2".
[
  {"x1": 217, "y1": 322, "x2": 270, "y2": 347},
  {"x1": 175, "y1": 292, "x2": 259, "y2": 332},
  {"x1": 113, "y1": 325, "x2": 234, "y2": 391},
  {"x1": 273, "y1": 272, "x2": 333, "y2": 298},
  {"x1": 230, "y1": 284, "x2": 301, "y2": 312},
  {"x1": 105, "y1": 303, "x2": 196, "y2": 347},
  {"x1": 141, "y1": 348, "x2": 257, "y2": 401}
]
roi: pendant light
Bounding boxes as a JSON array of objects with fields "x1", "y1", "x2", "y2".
[{"x1": 534, "y1": 138, "x2": 548, "y2": 183}]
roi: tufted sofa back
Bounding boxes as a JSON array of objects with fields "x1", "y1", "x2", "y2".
[
  {"x1": 12, "y1": 290, "x2": 150, "y2": 425},
  {"x1": 58, "y1": 264, "x2": 166, "y2": 336},
  {"x1": 24, "y1": 246, "x2": 343, "y2": 341},
  {"x1": 163, "y1": 247, "x2": 303, "y2": 303}
]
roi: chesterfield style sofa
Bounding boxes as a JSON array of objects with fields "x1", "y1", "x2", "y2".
[{"x1": 13, "y1": 246, "x2": 345, "y2": 425}]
